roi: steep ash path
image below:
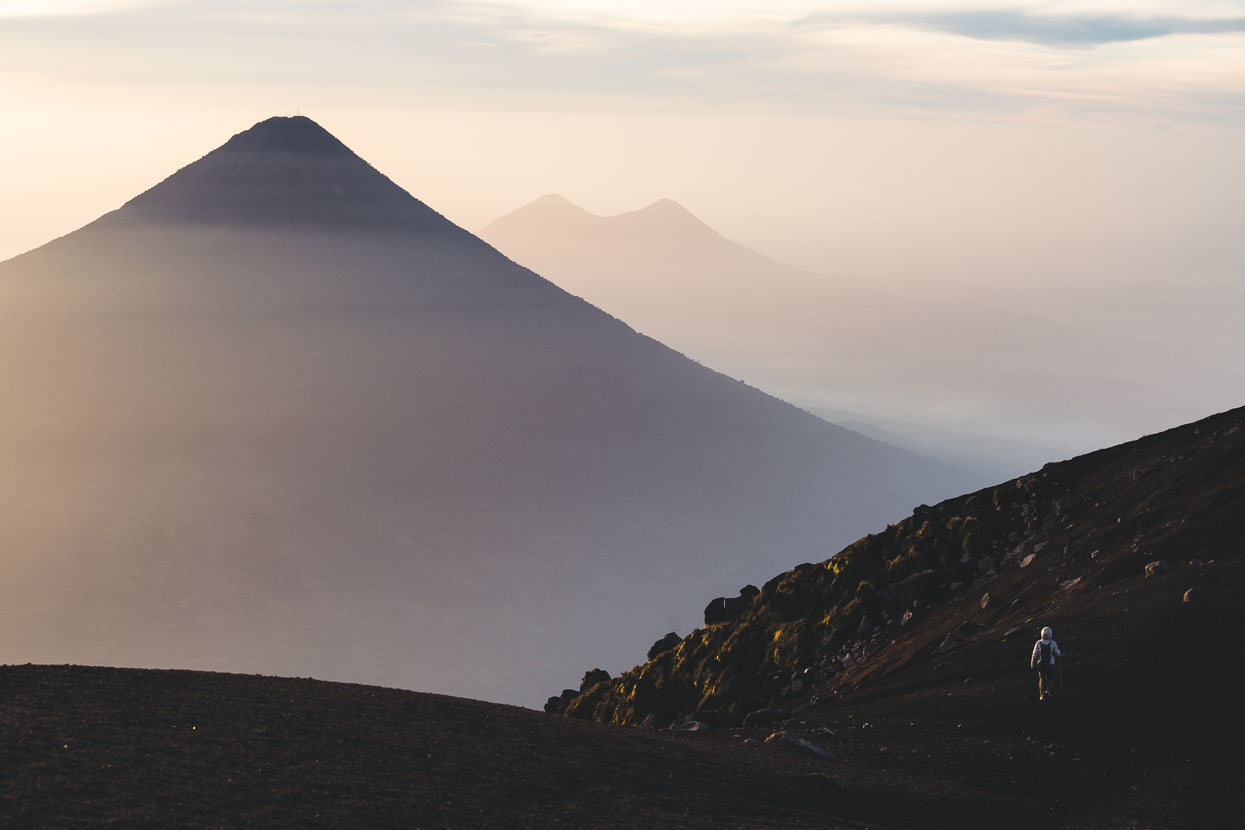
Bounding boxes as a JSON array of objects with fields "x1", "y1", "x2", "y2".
[{"x1": 1, "y1": 664, "x2": 1018, "y2": 829}]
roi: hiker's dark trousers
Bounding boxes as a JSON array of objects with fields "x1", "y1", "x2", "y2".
[{"x1": 1037, "y1": 663, "x2": 1055, "y2": 698}]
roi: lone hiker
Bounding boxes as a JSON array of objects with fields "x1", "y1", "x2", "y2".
[{"x1": 1030, "y1": 626, "x2": 1062, "y2": 701}]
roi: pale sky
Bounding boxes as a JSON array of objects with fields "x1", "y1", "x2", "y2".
[{"x1": 1, "y1": 0, "x2": 1242, "y2": 284}]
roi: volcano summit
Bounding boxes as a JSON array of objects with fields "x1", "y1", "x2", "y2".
[{"x1": 0, "y1": 117, "x2": 965, "y2": 704}]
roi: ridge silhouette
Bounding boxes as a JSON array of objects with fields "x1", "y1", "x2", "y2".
[{"x1": 100, "y1": 115, "x2": 459, "y2": 232}]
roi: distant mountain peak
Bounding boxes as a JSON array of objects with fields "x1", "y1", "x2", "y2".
[
  {"x1": 640, "y1": 198, "x2": 688, "y2": 213},
  {"x1": 532, "y1": 193, "x2": 579, "y2": 207},
  {"x1": 216, "y1": 115, "x2": 353, "y2": 157},
  {"x1": 99, "y1": 115, "x2": 454, "y2": 233}
]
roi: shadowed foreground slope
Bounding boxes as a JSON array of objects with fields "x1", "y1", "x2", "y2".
[
  {"x1": 2, "y1": 664, "x2": 1009, "y2": 829},
  {"x1": 553, "y1": 405, "x2": 1245, "y2": 827},
  {"x1": 3, "y1": 409, "x2": 1241, "y2": 828}
]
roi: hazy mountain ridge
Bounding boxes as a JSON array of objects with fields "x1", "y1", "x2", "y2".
[
  {"x1": 0, "y1": 116, "x2": 968, "y2": 705},
  {"x1": 482, "y1": 195, "x2": 1245, "y2": 474}
]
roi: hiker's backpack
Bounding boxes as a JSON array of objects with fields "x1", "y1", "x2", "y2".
[{"x1": 1038, "y1": 641, "x2": 1051, "y2": 665}]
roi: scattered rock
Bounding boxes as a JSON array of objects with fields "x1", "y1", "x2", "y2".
[
  {"x1": 647, "y1": 632, "x2": 681, "y2": 660},
  {"x1": 1144, "y1": 560, "x2": 1169, "y2": 578},
  {"x1": 980, "y1": 592, "x2": 991, "y2": 610},
  {"x1": 1190, "y1": 558, "x2": 1204, "y2": 567},
  {"x1": 672, "y1": 720, "x2": 710, "y2": 733},
  {"x1": 1020, "y1": 554, "x2": 1036, "y2": 568},
  {"x1": 901, "y1": 610, "x2": 914, "y2": 627},
  {"x1": 949, "y1": 581, "x2": 964, "y2": 592},
  {"x1": 1060, "y1": 577, "x2": 1082, "y2": 590},
  {"x1": 765, "y1": 731, "x2": 831, "y2": 759},
  {"x1": 1183, "y1": 588, "x2": 1202, "y2": 604},
  {"x1": 1003, "y1": 626, "x2": 1026, "y2": 640},
  {"x1": 936, "y1": 632, "x2": 960, "y2": 653},
  {"x1": 978, "y1": 557, "x2": 997, "y2": 574},
  {"x1": 743, "y1": 708, "x2": 787, "y2": 727}
]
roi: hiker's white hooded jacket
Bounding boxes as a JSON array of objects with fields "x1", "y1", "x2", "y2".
[{"x1": 1031, "y1": 635, "x2": 1062, "y2": 667}]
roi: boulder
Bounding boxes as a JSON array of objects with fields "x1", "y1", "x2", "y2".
[
  {"x1": 764, "y1": 731, "x2": 831, "y2": 759},
  {"x1": 743, "y1": 708, "x2": 788, "y2": 727},
  {"x1": 825, "y1": 625, "x2": 850, "y2": 652},
  {"x1": 761, "y1": 573, "x2": 785, "y2": 596},
  {"x1": 544, "y1": 696, "x2": 564, "y2": 714},
  {"x1": 856, "y1": 616, "x2": 874, "y2": 637},
  {"x1": 673, "y1": 720, "x2": 710, "y2": 733},
  {"x1": 1183, "y1": 588, "x2": 1202, "y2": 604},
  {"x1": 704, "y1": 589, "x2": 757, "y2": 625},
  {"x1": 580, "y1": 668, "x2": 611, "y2": 692},
  {"x1": 887, "y1": 572, "x2": 927, "y2": 604},
  {"x1": 719, "y1": 670, "x2": 763, "y2": 700},
  {"x1": 647, "y1": 632, "x2": 682, "y2": 660},
  {"x1": 690, "y1": 709, "x2": 723, "y2": 728},
  {"x1": 630, "y1": 676, "x2": 657, "y2": 717},
  {"x1": 1145, "y1": 560, "x2": 1170, "y2": 577}
]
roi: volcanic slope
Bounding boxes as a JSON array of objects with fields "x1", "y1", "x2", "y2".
[
  {"x1": 556, "y1": 404, "x2": 1245, "y2": 828},
  {"x1": 0, "y1": 116, "x2": 966, "y2": 705}
]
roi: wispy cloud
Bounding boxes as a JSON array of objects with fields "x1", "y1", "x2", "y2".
[
  {"x1": 0, "y1": 0, "x2": 1241, "y2": 123},
  {"x1": 799, "y1": 9, "x2": 1245, "y2": 47},
  {"x1": 0, "y1": 0, "x2": 167, "y2": 17}
]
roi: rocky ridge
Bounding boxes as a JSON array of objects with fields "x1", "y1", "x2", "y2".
[{"x1": 552, "y1": 405, "x2": 1245, "y2": 730}]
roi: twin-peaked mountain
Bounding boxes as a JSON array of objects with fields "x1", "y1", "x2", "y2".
[
  {"x1": 0, "y1": 116, "x2": 968, "y2": 705},
  {"x1": 482, "y1": 197, "x2": 1242, "y2": 479}
]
